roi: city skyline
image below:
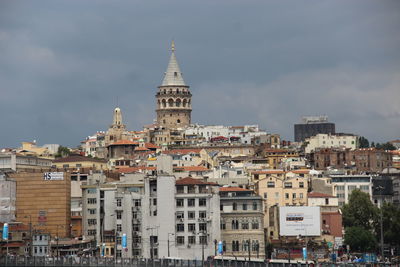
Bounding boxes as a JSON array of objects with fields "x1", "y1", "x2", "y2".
[{"x1": 1, "y1": 0, "x2": 399, "y2": 148}]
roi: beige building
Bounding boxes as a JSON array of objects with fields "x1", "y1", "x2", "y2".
[
  {"x1": 254, "y1": 174, "x2": 308, "y2": 241},
  {"x1": 52, "y1": 155, "x2": 107, "y2": 171},
  {"x1": 219, "y1": 187, "x2": 265, "y2": 259}
]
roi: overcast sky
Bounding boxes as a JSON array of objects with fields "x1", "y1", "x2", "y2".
[{"x1": 1, "y1": 0, "x2": 399, "y2": 148}]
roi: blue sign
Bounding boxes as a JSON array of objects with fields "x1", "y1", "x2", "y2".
[
  {"x1": 302, "y1": 247, "x2": 307, "y2": 260},
  {"x1": 218, "y1": 241, "x2": 223, "y2": 255},
  {"x1": 2, "y1": 223, "x2": 8, "y2": 240},
  {"x1": 101, "y1": 243, "x2": 105, "y2": 257},
  {"x1": 122, "y1": 233, "x2": 127, "y2": 249}
]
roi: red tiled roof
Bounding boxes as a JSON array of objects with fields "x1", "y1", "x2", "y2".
[
  {"x1": 219, "y1": 187, "x2": 252, "y2": 192},
  {"x1": 162, "y1": 148, "x2": 202, "y2": 155},
  {"x1": 308, "y1": 192, "x2": 336, "y2": 198},
  {"x1": 2, "y1": 242, "x2": 25, "y2": 248},
  {"x1": 145, "y1": 143, "x2": 160, "y2": 149},
  {"x1": 175, "y1": 177, "x2": 217, "y2": 186},
  {"x1": 174, "y1": 166, "x2": 209, "y2": 172},
  {"x1": 134, "y1": 147, "x2": 150, "y2": 151},
  {"x1": 108, "y1": 140, "x2": 139, "y2": 146}
]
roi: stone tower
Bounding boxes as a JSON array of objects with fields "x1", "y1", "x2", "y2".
[
  {"x1": 105, "y1": 107, "x2": 127, "y2": 145},
  {"x1": 156, "y1": 41, "x2": 192, "y2": 128}
]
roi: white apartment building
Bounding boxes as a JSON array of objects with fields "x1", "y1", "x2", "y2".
[
  {"x1": 304, "y1": 134, "x2": 357, "y2": 154},
  {"x1": 330, "y1": 174, "x2": 372, "y2": 206}
]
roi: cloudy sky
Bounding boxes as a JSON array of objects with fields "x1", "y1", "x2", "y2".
[{"x1": 1, "y1": 0, "x2": 399, "y2": 148}]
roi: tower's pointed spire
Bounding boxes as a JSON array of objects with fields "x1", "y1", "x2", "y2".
[{"x1": 161, "y1": 41, "x2": 186, "y2": 86}]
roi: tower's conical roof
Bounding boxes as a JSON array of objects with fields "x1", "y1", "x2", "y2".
[{"x1": 161, "y1": 41, "x2": 186, "y2": 86}]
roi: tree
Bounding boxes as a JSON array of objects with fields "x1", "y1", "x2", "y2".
[
  {"x1": 358, "y1": 136, "x2": 370, "y2": 148},
  {"x1": 376, "y1": 142, "x2": 396, "y2": 151},
  {"x1": 375, "y1": 202, "x2": 400, "y2": 247},
  {"x1": 344, "y1": 226, "x2": 377, "y2": 252},
  {"x1": 342, "y1": 189, "x2": 378, "y2": 230},
  {"x1": 55, "y1": 146, "x2": 71, "y2": 158}
]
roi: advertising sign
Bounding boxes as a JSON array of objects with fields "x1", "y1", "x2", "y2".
[
  {"x1": 43, "y1": 172, "x2": 64, "y2": 181},
  {"x1": 122, "y1": 233, "x2": 127, "y2": 249},
  {"x1": 279, "y1": 206, "x2": 321, "y2": 236},
  {"x1": 2, "y1": 223, "x2": 8, "y2": 240},
  {"x1": 218, "y1": 241, "x2": 223, "y2": 255}
]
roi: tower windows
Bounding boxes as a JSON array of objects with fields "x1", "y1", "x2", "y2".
[
  {"x1": 176, "y1": 99, "x2": 181, "y2": 107},
  {"x1": 168, "y1": 98, "x2": 174, "y2": 107},
  {"x1": 162, "y1": 99, "x2": 166, "y2": 108},
  {"x1": 177, "y1": 119, "x2": 181, "y2": 124},
  {"x1": 183, "y1": 99, "x2": 187, "y2": 107}
]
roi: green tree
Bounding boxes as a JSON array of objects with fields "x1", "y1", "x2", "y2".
[
  {"x1": 342, "y1": 189, "x2": 378, "y2": 230},
  {"x1": 55, "y1": 146, "x2": 71, "y2": 158},
  {"x1": 344, "y1": 226, "x2": 377, "y2": 252},
  {"x1": 378, "y1": 142, "x2": 396, "y2": 151},
  {"x1": 358, "y1": 136, "x2": 370, "y2": 148},
  {"x1": 375, "y1": 202, "x2": 400, "y2": 247}
]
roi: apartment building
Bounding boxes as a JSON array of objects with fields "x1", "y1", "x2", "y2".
[
  {"x1": 219, "y1": 187, "x2": 265, "y2": 258},
  {"x1": 330, "y1": 174, "x2": 372, "y2": 206}
]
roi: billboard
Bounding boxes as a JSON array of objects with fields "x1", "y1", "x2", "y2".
[
  {"x1": 43, "y1": 172, "x2": 64, "y2": 181},
  {"x1": 279, "y1": 206, "x2": 321, "y2": 236}
]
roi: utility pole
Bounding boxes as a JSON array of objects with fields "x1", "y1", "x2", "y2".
[{"x1": 167, "y1": 233, "x2": 174, "y2": 257}]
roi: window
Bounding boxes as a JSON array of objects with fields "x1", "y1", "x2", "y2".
[
  {"x1": 292, "y1": 193, "x2": 296, "y2": 199},
  {"x1": 284, "y1": 182, "x2": 292, "y2": 188},
  {"x1": 199, "y1": 223, "x2": 207, "y2": 232},
  {"x1": 242, "y1": 203, "x2": 247, "y2": 210},
  {"x1": 199, "y1": 198, "x2": 206, "y2": 206},
  {"x1": 263, "y1": 193, "x2": 267, "y2": 199},
  {"x1": 134, "y1": 199, "x2": 141, "y2": 207},
  {"x1": 176, "y1": 199, "x2": 184, "y2": 207},
  {"x1": 199, "y1": 235, "x2": 207, "y2": 245},
  {"x1": 176, "y1": 186, "x2": 184, "y2": 194},
  {"x1": 117, "y1": 224, "x2": 122, "y2": 232},
  {"x1": 252, "y1": 202, "x2": 258, "y2": 210},
  {"x1": 220, "y1": 220, "x2": 226, "y2": 230},
  {"x1": 188, "y1": 199, "x2": 195, "y2": 207},
  {"x1": 188, "y1": 224, "x2": 196, "y2": 232},
  {"x1": 275, "y1": 192, "x2": 279, "y2": 199},
  {"x1": 360, "y1": 185, "x2": 369, "y2": 191},
  {"x1": 242, "y1": 221, "x2": 249, "y2": 230},
  {"x1": 117, "y1": 199, "x2": 122, "y2": 207},
  {"x1": 116, "y1": 211, "x2": 122, "y2": 219},
  {"x1": 88, "y1": 230, "x2": 96, "y2": 236},
  {"x1": 267, "y1": 181, "x2": 275, "y2": 188},
  {"x1": 87, "y1": 188, "x2": 97, "y2": 194},
  {"x1": 88, "y1": 219, "x2": 96, "y2": 226},
  {"x1": 188, "y1": 211, "x2": 195, "y2": 219},
  {"x1": 176, "y1": 236, "x2": 184, "y2": 245},
  {"x1": 231, "y1": 220, "x2": 239, "y2": 230},
  {"x1": 299, "y1": 182, "x2": 304, "y2": 188},
  {"x1": 285, "y1": 193, "x2": 289, "y2": 199},
  {"x1": 300, "y1": 193, "x2": 304, "y2": 199},
  {"x1": 252, "y1": 221, "x2": 259, "y2": 229},
  {"x1": 188, "y1": 236, "x2": 196, "y2": 244},
  {"x1": 232, "y1": 241, "x2": 240, "y2": 251},
  {"x1": 176, "y1": 212, "x2": 184, "y2": 219},
  {"x1": 87, "y1": 198, "x2": 96, "y2": 204},
  {"x1": 220, "y1": 204, "x2": 223, "y2": 211},
  {"x1": 88, "y1": 209, "x2": 96, "y2": 215},
  {"x1": 176, "y1": 224, "x2": 184, "y2": 232},
  {"x1": 199, "y1": 211, "x2": 206, "y2": 219},
  {"x1": 233, "y1": 202, "x2": 237, "y2": 210},
  {"x1": 153, "y1": 198, "x2": 157, "y2": 205},
  {"x1": 325, "y1": 198, "x2": 329, "y2": 205}
]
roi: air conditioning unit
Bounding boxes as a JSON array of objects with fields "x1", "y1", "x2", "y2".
[
  {"x1": 179, "y1": 218, "x2": 184, "y2": 222},
  {"x1": 207, "y1": 217, "x2": 212, "y2": 222}
]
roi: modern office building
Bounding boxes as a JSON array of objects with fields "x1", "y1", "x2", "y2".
[{"x1": 294, "y1": 116, "x2": 335, "y2": 142}]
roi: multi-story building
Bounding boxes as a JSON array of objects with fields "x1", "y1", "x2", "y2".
[
  {"x1": 9, "y1": 172, "x2": 71, "y2": 239},
  {"x1": 254, "y1": 174, "x2": 308, "y2": 241},
  {"x1": 307, "y1": 192, "x2": 339, "y2": 212},
  {"x1": 304, "y1": 134, "x2": 357, "y2": 154},
  {"x1": 330, "y1": 174, "x2": 372, "y2": 206},
  {"x1": 261, "y1": 149, "x2": 299, "y2": 170},
  {"x1": 0, "y1": 152, "x2": 52, "y2": 172},
  {"x1": 219, "y1": 187, "x2": 265, "y2": 258},
  {"x1": 352, "y1": 148, "x2": 392, "y2": 173},
  {"x1": 32, "y1": 233, "x2": 50, "y2": 257},
  {"x1": 294, "y1": 116, "x2": 335, "y2": 142},
  {"x1": 52, "y1": 154, "x2": 107, "y2": 171}
]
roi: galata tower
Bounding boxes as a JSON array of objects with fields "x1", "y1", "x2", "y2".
[{"x1": 156, "y1": 41, "x2": 192, "y2": 128}]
